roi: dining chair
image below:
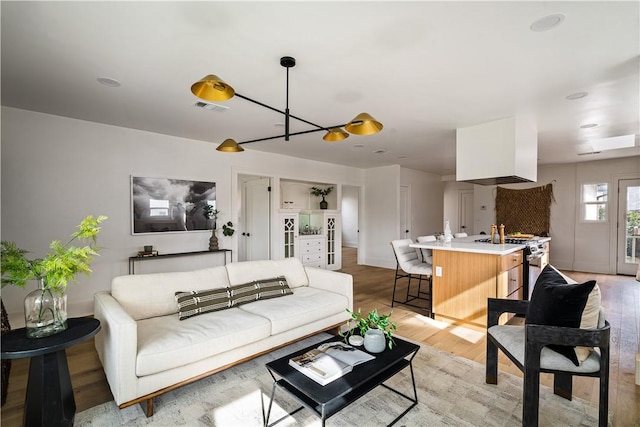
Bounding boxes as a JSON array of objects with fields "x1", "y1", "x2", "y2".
[{"x1": 486, "y1": 266, "x2": 610, "y2": 426}]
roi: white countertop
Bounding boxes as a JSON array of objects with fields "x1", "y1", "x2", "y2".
[{"x1": 410, "y1": 235, "x2": 534, "y2": 255}]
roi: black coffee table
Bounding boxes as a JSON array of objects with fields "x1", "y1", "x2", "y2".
[
  {"x1": 1, "y1": 317, "x2": 101, "y2": 427},
  {"x1": 264, "y1": 334, "x2": 419, "y2": 427}
]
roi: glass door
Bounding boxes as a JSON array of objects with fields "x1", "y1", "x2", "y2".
[{"x1": 617, "y1": 179, "x2": 640, "y2": 275}]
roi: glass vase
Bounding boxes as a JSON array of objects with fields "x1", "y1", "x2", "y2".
[{"x1": 24, "y1": 280, "x2": 67, "y2": 338}]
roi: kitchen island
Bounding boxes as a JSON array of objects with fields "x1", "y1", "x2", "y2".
[{"x1": 411, "y1": 236, "x2": 527, "y2": 327}]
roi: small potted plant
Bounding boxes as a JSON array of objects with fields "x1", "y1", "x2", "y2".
[
  {"x1": 222, "y1": 221, "x2": 235, "y2": 236},
  {"x1": 310, "y1": 186, "x2": 333, "y2": 210},
  {"x1": 0, "y1": 215, "x2": 107, "y2": 338},
  {"x1": 340, "y1": 308, "x2": 397, "y2": 352}
]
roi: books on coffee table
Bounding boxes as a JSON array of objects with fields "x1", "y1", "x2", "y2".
[{"x1": 288, "y1": 341, "x2": 375, "y2": 386}]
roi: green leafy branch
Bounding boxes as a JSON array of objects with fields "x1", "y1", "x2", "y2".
[
  {"x1": 310, "y1": 186, "x2": 333, "y2": 197},
  {"x1": 340, "y1": 308, "x2": 397, "y2": 349},
  {"x1": 1, "y1": 215, "x2": 107, "y2": 292}
]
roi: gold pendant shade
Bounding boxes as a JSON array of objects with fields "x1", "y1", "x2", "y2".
[
  {"x1": 191, "y1": 75, "x2": 235, "y2": 102},
  {"x1": 216, "y1": 139, "x2": 244, "y2": 152},
  {"x1": 190, "y1": 57, "x2": 382, "y2": 152},
  {"x1": 323, "y1": 128, "x2": 349, "y2": 142},
  {"x1": 345, "y1": 113, "x2": 384, "y2": 135}
]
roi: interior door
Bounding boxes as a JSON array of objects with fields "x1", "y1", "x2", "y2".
[
  {"x1": 617, "y1": 178, "x2": 640, "y2": 275},
  {"x1": 241, "y1": 176, "x2": 271, "y2": 261},
  {"x1": 458, "y1": 190, "x2": 474, "y2": 235},
  {"x1": 400, "y1": 185, "x2": 410, "y2": 239}
]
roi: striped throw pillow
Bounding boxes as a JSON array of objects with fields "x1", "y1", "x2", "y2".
[
  {"x1": 229, "y1": 276, "x2": 293, "y2": 306},
  {"x1": 175, "y1": 288, "x2": 232, "y2": 320}
]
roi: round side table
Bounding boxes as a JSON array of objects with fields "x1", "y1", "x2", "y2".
[{"x1": 1, "y1": 317, "x2": 101, "y2": 427}]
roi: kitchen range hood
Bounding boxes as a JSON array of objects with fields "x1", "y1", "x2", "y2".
[{"x1": 456, "y1": 116, "x2": 538, "y2": 185}]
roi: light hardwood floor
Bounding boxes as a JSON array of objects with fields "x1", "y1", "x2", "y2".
[{"x1": 1, "y1": 248, "x2": 638, "y2": 426}]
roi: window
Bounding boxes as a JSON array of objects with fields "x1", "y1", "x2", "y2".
[
  {"x1": 149, "y1": 199, "x2": 170, "y2": 217},
  {"x1": 582, "y1": 183, "x2": 608, "y2": 222}
]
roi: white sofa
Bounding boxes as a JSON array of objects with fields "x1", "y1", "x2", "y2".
[{"x1": 93, "y1": 258, "x2": 353, "y2": 416}]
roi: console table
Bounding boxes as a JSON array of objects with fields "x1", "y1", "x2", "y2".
[
  {"x1": 128, "y1": 249, "x2": 232, "y2": 274},
  {"x1": 1, "y1": 317, "x2": 101, "y2": 427}
]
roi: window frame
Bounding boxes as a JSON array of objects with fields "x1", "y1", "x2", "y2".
[{"x1": 581, "y1": 182, "x2": 608, "y2": 223}]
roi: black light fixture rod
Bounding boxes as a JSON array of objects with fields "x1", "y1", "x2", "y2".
[
  {"x1": 285, "y1": 66, "x2": 290, "y2": 141},
  {"x1": 238, "y1": 123, "x2": 348, "y2": 145},
  {"x1": 234, "y1": 93, "x2": 326, "y2": 131}
]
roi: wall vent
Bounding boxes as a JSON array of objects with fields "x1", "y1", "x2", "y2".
[{"x1": 193, "y1": 101, "x2": 229, "y2": 112}]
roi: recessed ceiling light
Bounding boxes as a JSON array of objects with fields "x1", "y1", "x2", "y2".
[
  {"x1": 97, "y1": 77, "x2": 121, "y2": 87},
  {"x1": 353, "y1": 144, "x2": 364, "y2": 148},
  {"x1": 373, "y1": 149, "x2": 388, "y2": 155},
  {"x1": 530, "y1": 13, "x2": 565, "y2": 32},
  {"x1": 274, "y1": 123, "x2": 285, "y2": 127},
  {"x1": 580, "y1": 123, "x2": 598, "y2": 129},
  {"x1": 566, "y1": 92, "x2": 588, "y2": 100}
]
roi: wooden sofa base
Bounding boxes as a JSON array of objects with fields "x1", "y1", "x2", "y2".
[{"x1": 118, "y1": 323, "x2": 343, "y2": 417}]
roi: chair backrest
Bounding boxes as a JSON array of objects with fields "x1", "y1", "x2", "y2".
[
  {"x1": 391, "y1": 239, "x2": 420, "y2": 270},
  {"x1": 454, "y1": 232, "x2": 468, "y2": 238},
  {"x1": 416, "y1": 235, "x2": 436, "y2": 263}
]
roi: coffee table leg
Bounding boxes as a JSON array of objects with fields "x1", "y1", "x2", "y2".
[
  {"x1": 263, "y1": 382, "x2": 278, "y2": 427},
  {"x1": 25, "y1": 350, "x2": 75, "y2": 427}
]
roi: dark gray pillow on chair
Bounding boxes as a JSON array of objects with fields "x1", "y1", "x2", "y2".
[{"x1": 525, "y1": 264, "x2": 597, "y2": 366}]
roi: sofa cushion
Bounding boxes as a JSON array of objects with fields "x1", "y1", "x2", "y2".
[
  {"x1": 112, "y1": 266, "x2": 231, "y2": 320},
  {"x1": 225, "y1": 258, "x2": 309, "y2": 288},
  {"x1": 237, "y1": 286, "x2": 348, "y2": 335},
  {"x1": 136, "y1": 308, "x2": 271, "y2": 376},
  {"x1": 175, "y1": 288, "x2": 232, "y2": 320},
  {"x1": 526, "y1": 264, "x2": 597, "y2": 366}
]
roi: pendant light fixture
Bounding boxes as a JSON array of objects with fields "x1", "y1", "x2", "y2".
[{"x1": 190, "y1": 56, "x2": 383, "y2": 152}]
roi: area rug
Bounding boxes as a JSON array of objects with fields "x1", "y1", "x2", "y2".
[{"x1": 75, "y1": 333, "x2": 607, "y2": 426}]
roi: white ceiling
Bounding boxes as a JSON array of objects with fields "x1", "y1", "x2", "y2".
[{"x1": 2, "y1": 1, "x2": 639, "y2": 175}]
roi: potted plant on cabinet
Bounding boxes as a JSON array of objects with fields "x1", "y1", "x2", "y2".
[
  {"x1": 0, "y1": 215, "x2": 107, "y2": 338},
  {"x1": 310, "y1": 186, "x2": 333, "y2": 210},
  {"x1": 340, "y1": 308, "x2": 397, "y2": 352}
]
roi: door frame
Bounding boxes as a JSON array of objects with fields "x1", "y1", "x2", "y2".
[
  {"x1": 458, "y1": 189, "x2": 474, "y2": 235},
  {"x1": 616, "y1": 177, "x2": 640, "y2": 275},
  {"x1": 610, "y1": 172, "x2": 640, "y2": 274},
  {"x1": 233, "y1": 168, "x2": 275, "y2": 262}
]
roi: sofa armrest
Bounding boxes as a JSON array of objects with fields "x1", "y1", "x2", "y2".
[
  {"x1": 93, "y1": 291, "x2": 139, "y2": 405},
  {"x1": 305, "y1": 267, "x2": 354, "y2": 311},
  {"x1": 487, "y1": 298, "x2": 529, "y2": 328}
]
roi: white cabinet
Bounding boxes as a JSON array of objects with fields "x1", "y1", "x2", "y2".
[
  {"x1": 299, "y1": 236, "x2": 326, "y2": 268},
  {"x1": 279, "y1": 209, "x2": 341, "y2": 270},
  {"x1": 324, "y1": 212, "x2": 341, "y2": 270},
  {"x1": 280, "y1": 211, "x2": 299, "y2": 259}
]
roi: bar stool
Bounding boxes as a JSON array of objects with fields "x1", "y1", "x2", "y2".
[
  {"x1": 390, "y1": 239, "x2": 433, "y2": 317},
  {"x1": 416, "y1": 235, "x2": 436, "y2": 263}
]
